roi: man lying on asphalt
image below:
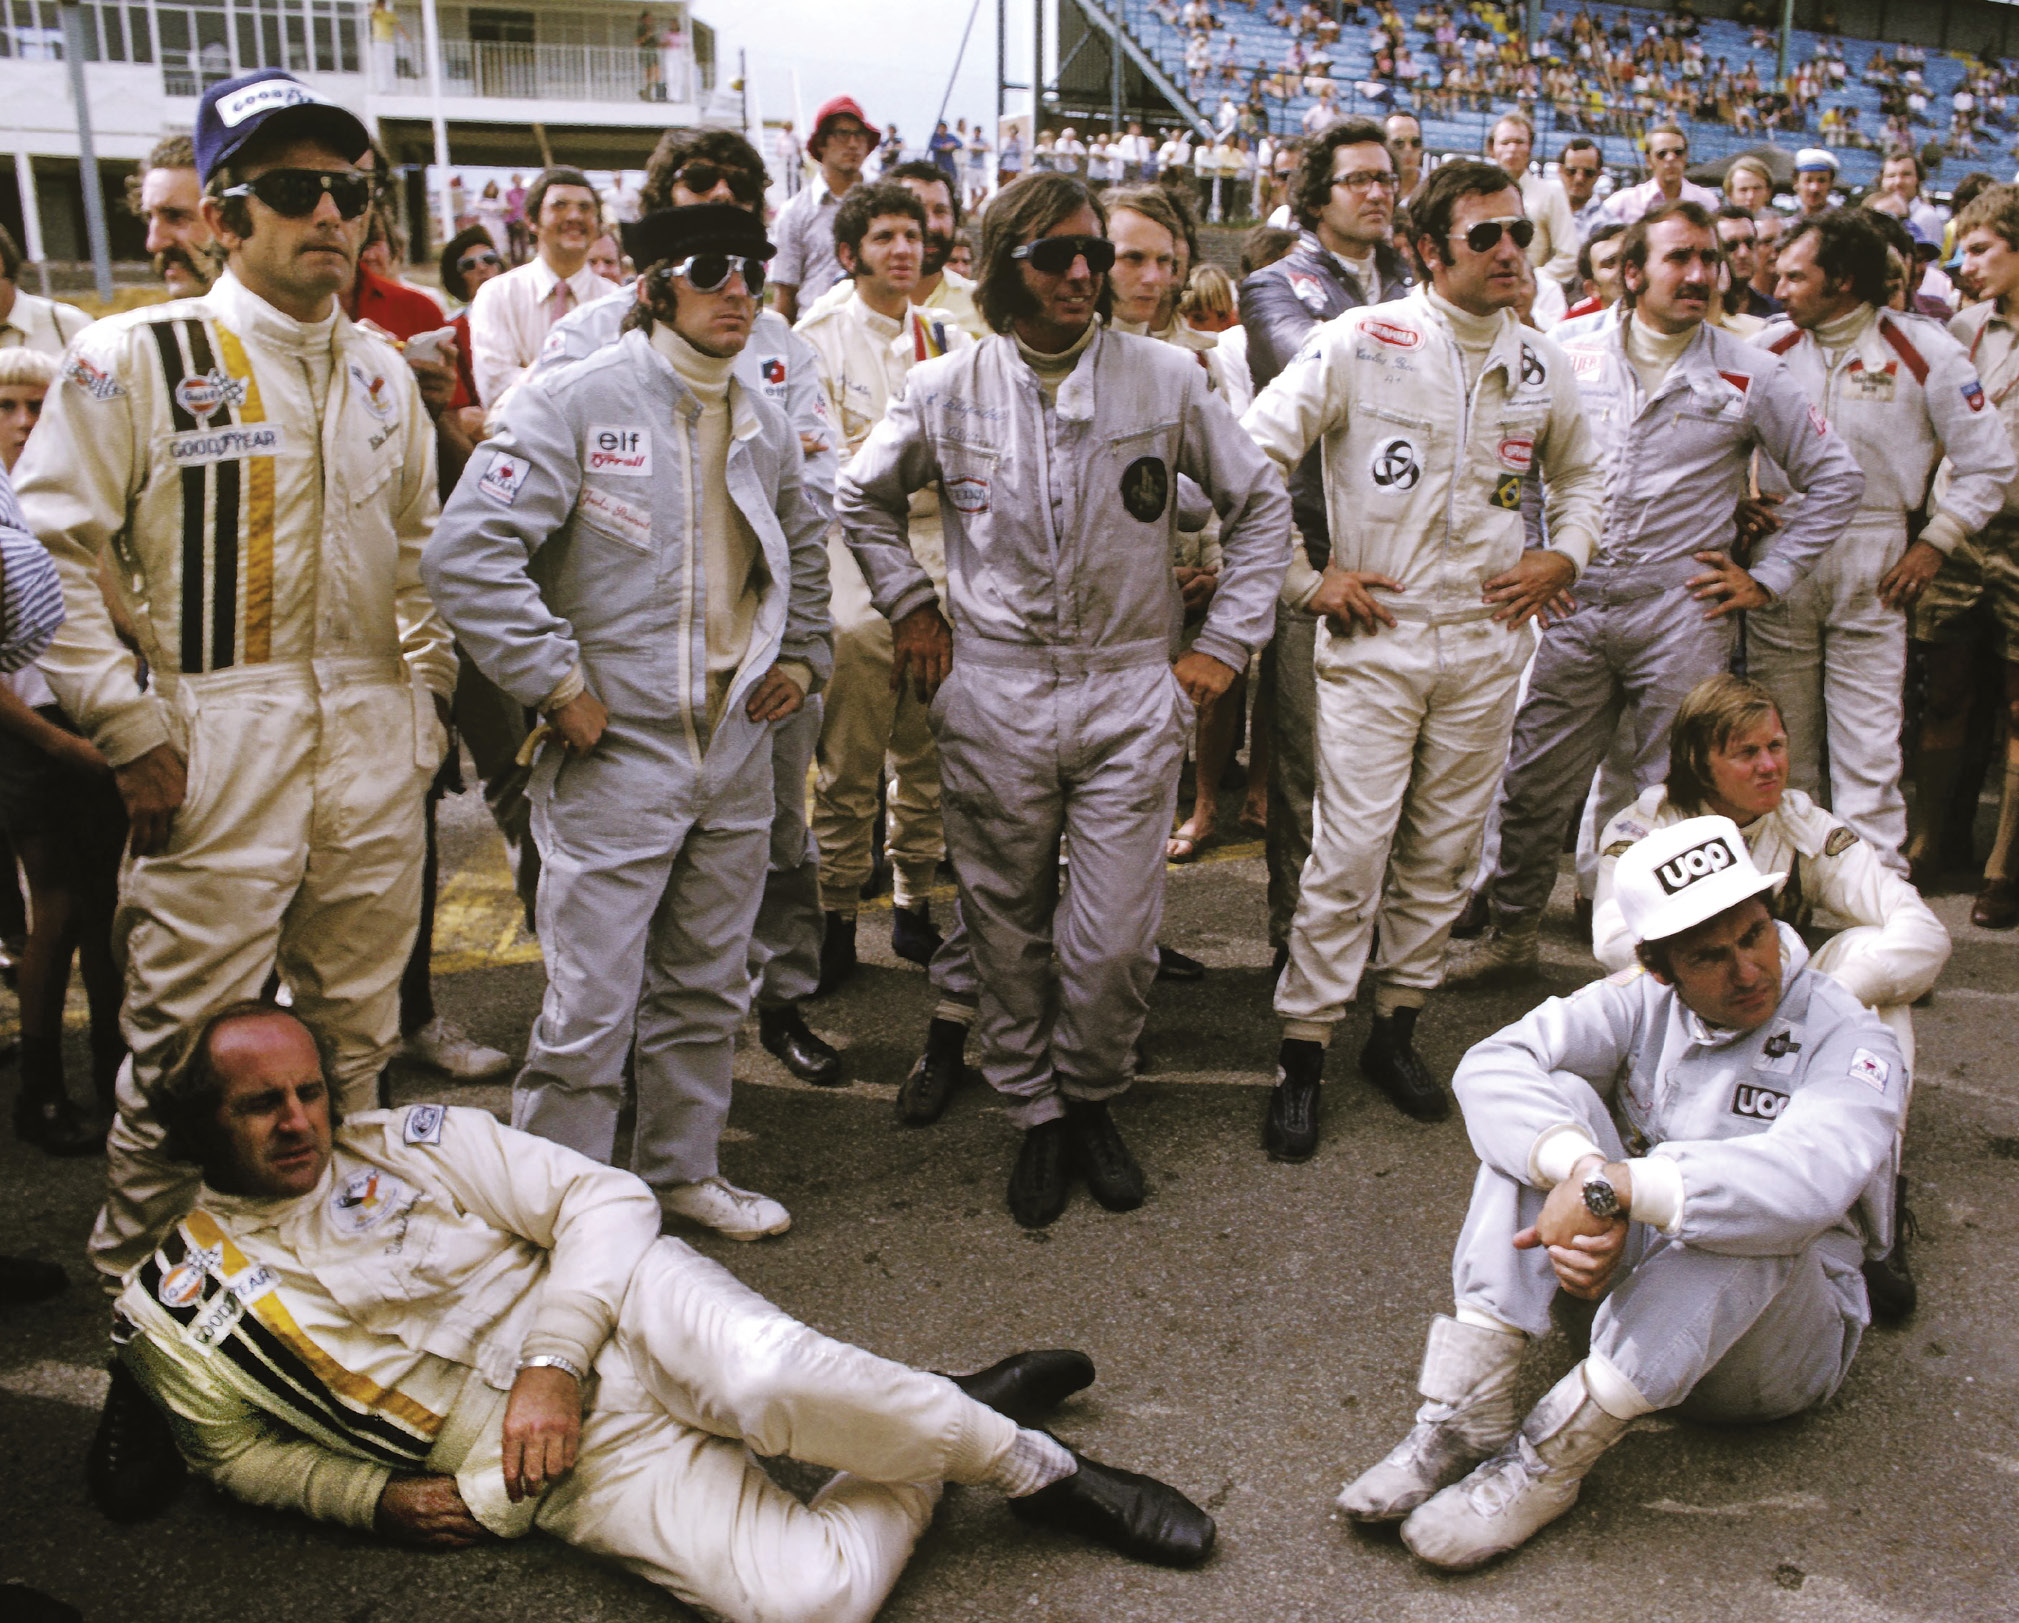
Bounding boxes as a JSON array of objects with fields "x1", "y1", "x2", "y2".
[
  {"x1": 1337, "y1": 816, "x2": 1902, "y2": 1569},
  {"x1": 111, "y1": 1002, "x2": 1215, "y2": 1623}
]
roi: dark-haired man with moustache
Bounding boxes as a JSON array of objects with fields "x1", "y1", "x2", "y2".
[
  {"x1": 14, "y1": 68, "x2": 454, "y2": 1518},
  {"x1": 425, "y1": 205, "x2": 830, "y2": 1244},
  {"x1": 837, "y1": 173, "x2": 1292, "y2": 1228},
  {"x1": 1242, "y1": 159, "x2": 1604, "y2": 1155},
  {"x1": 535, "y1": 126, "x2": 843, "y2": 1086},
  {"x1": 1239, "y1": 119, "x2": 1413, "y2": 973},
  {"x1": 1460, "y1": 201, "x2": 1863, "y2": 990},
  {"x1": 128, "y1": 133, "x2": 216, "y2": 298}
]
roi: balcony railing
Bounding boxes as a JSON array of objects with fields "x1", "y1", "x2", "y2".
[{"x1": 371, "y1": 39, "x2": 709, "y2": 105}]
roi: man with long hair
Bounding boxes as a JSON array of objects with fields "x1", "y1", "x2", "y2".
[{"x1": 837, "y1": 173, "x2": 1291, "y2": 1228}]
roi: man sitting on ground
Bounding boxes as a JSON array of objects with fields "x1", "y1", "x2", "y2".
[
  {"x1": 1337, "y1": 818, "x2": 1902, "y2": 1569},
  {"x1": 114, "y1": 1002, "x2": 1216, "y2": 1623}
]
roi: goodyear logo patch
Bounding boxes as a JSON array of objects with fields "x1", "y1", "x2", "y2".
[{"x1": 164, "y1": 425, "x2": 284, "y2": 465}]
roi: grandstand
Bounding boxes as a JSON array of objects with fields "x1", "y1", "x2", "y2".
[{"x1": 1075, "y1": 0, "x2": 2019, "y2": 190}]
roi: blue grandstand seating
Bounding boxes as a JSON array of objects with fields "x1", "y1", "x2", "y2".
[{"x1": 1100, "y1": 0, "x2": 2004, "y2": 190}]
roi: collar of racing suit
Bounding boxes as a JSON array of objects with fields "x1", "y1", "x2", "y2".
[
  {"x1": 1677, "y1": 921, "x2": 1811, "y2": 1050},
  {"x1": 1013, "y1": 316, "x2": 1099, "y2": 407},
  {"x1": 207, "y1": 267, "x2": 341, "y2": 360},
  {"x1": 192, "y1": 1155, "x2": 338, "y2": 1232},
  {"x1": 651, "y1": 320, "x2": 737, "y2": 404},
  {"x1": 1812, "y1": 299, "x2": 1878, "y2": 362}
]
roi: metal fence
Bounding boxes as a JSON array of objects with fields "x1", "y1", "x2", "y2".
[{"x1": 373, "y1": 38, "x2": 704, "y2": 104}]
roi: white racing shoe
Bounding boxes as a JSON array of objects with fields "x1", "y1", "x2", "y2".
[
  {"x1": 1336, "y1": 1314, "x2": 1527, "y2": 1522},
  {"x1": 1400, "y1": 1362, "x2": 1630, "y2": 1570},
  {"x1": 402, "y1": 1016, "x2": 515, "y2": 1080},
  {"x1": 662, "y1": 1177, "x2": 793, "y2": 1242}
]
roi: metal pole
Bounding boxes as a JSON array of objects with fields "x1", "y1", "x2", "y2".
[
  {"x1": 13, "y1": 152, "x2": 50, "y2": 296},
  {"x1": 935, "y1": 0, "x2": 986, "y2": 135},
  {"x1": 1034, "y1": 0, "x2": 1044, "y2": 145},
  {"x1": 997, "y1": 0, "x2": 1006, "y2": 141},
  {"x1": 1110, "y1": 1, "x2": 1121, "y2": 143},
  {"x1": 58, "y1": 3, "x2": 114, "y2": 302},
  {"x1": 420, "y1": 0, "x2": 453, "y2": 253},
  {"x1": 1776, "y1": 0, "x2": 1793, "y2": 87}
]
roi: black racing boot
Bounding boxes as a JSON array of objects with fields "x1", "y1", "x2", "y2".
[
  {"x1": 88, "y1": 1360, "x2": 185, "y2": 1522},
  {"x1": 890, "y1": 901, "x2": 943, "y2": 967},
  {"x1": 757, "y1": 1004, "x2": 842, "y2": 1086},
  {"x1": 1861, "y1": 1174, "x2": 1918, "y2": 1324},
  {"x1": 13, "y1": 1038, "x2": 103, "y2": 1158},
  {"x1": 898, "y1": 1016, "x2": 968, "y2": 1125},
  {"x1": 1360, "y1": 1006, "x2": 1451, "y2": 1122},
  {"x1": 1008, "y1": 1119, "x2": 1072, "y2": 1229},
  {"x1": 1264, "y1": 1038, "x2": 1325, "y2": 1162},
  {"x1": 1155, "y1": 944, "x2": 1205, "y2": 982},
  {"x1": 0, "y1": 1253, "x2": 67, "y2": 1304},
  {"x1": 948, "y1": 1349, "x2": 1097, "y2": 1426},
  {"x1": 1065, "y1": 1100, "x2": 1145, "y2": 1211},
  {"x1": 816, "y1": 910, "x2": 858, "y2": 995},
  {"x1": 1010, "y1": 1446, "x2": 1217, "y2": 1568}
]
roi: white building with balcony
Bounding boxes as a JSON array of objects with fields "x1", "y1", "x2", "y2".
[{"x1": 1, "y1": 0, "x2": 741, "y2": 272}]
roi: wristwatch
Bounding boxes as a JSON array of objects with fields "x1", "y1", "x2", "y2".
[
  {"x1": 1582, "y1": 1168, "x2": 1623, "y2": 1222},
  {"x1": 518, "y1": 1353, "x2": 586, "y2": 1381}
]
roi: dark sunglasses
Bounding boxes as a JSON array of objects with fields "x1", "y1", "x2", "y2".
[
  {"x1": 456, "y1": 248, "x2": 503, "y2": 274},
  {"x1": 220, "y1": 168, "x2": 374, "y2": 221},
  {"x1": 1011, "y1": 234, "x2": 1116, "y2": 275},
  {"x1": 674, "y1": 161, "x2": 766, "y2": 203},
  {"x1": 1452, "y1": 216, "x2": 1535, "y2": 255},
  {"x1": 669, "y1": 252, "x2": 766, "y2": 295}
]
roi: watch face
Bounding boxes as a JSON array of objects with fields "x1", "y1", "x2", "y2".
[{"x1": 1583, "y1": 1177, "x2": 1621, "y2": 1219}]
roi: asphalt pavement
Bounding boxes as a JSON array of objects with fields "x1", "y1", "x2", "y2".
[{"x1": 2, "y1": 781, "x2": 2016, "y2": 1623}]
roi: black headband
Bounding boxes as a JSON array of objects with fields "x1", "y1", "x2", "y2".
[{"x1": 621, "y1": 203, "x2": 773, "y2": 270}]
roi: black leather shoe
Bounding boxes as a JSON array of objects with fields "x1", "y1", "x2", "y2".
[
  {"x1": 890, "y1": 902, "x2": 943, "y2": 966},
  {"x1": 1008, "y1": 1120, "x2": 1072, "y2": 1228},
  {"x1": 1265, "y1": 1038, "x2": 1324, "y2": 1161},
  {"x1": 948, "y1": 1349, "x2": 1096, "y2": 1425},
  {"x1": 14, "y1": 1089, "x2": 104, "y2": 1157},
  {"x1": 1010, "y1": 1448, "x2": 1217, "y2": 1568},
  {"x1": 816, "y1": 911, "x2": 858, "y2": 995},
  {"x1": 1862, "y1": 1174, "x2": 1918, "y2": 1324},
  {"x1": 1450, "y1": 888, "x2": 1490, "y2": 940},
  {"x1": 757, "y1": 1004, "x2": 842, "y2": 1086},
  {"x1": 1359, "y1": 1007, "x2": 1450, "y2": 1122},
  {"x1": 1, "y1": 1583, "x2": 83, "y2": 1623},
  {"x1": 0, "y1": 1253, "x2": 67, "y2": 1305},
  {"x1": 898, "y1": 1016, "x2": 967, "y2": 1125},
  {"x1": 88, "y1": 1361, "x2": 186, "y2": 1523},
  {"x1": 1155, "y1": 944, "x2": 1205, "y2": 982},
  {"x1": 1065, "y1": 1100, "x2": 1145, "y2": 1211}
]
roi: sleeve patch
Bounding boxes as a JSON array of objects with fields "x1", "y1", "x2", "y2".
[
  {"x1": 478, "y1": 451, "x2": 529, "y2": 506},
  {"x1": 1848, "y1": 1048, "x2": 1890, "y2": 1094},
  {"x1": 1823, "y1": 827, "x2": 1858, "y2": 857},
  {"x1": 1964, "y1": 379, "x2": 1986, "y2": 413},
  {"x1": 403, "y1": 1102, "x2": 446, "y2": 1145},
  {"x1": 62, "y1": 353, "x2": 125, "y2": 399}
]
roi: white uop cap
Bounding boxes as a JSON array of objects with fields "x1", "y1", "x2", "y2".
[
  {"x1": 1794, "y1": 147, "x2": 1839, "y2": 173},
  {"x1": 1614, "y1": 816, "x2": 1783, "y2": 945}
]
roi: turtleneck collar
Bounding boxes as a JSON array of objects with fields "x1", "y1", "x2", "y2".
[
  {"x1": 1014, "y1": 316, "x2": 1098, "y2": 370},
  {"x1": 651, "y1": 321, "x2": 737, "y2": 404},
  {"x1": 852, "y1": 289, "x2": 907, "y2": 338},
  {"x1": 1813, "y1": 301, "x2": 1878, "y2": 357},
  {"x1": 1424, "y1": 285, "x2": 1506, "y2": 350},
  {"x1": 1625, "y1": 309, "x2": 1697, "y2": 393},
  {"x1": 208, "y1": 267, "x2": 340, "y2": 356}
]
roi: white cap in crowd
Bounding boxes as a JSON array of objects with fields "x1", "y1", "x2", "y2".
[
  {"x1": 1793, "y1": 147, "x2": 1839, "y2": 173},
  {"x1": 1613, "y1": 816, "x2": 1783, "y2": 945}
]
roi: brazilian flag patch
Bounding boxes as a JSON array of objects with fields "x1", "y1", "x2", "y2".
[{"x1": 1492, "y1": 473, "x2": 1522, "y2": 511}]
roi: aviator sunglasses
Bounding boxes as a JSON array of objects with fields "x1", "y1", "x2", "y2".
[
  {"x1": 220, "y1": 168, "x2": 375, "y2": 221},
  {"x1": 673, "y1": 161, "x2": 766, "y2": 204},
  {"x1": 666, "y1": 253, "x2": 767, "y2": 295},
  {"x1": 1452, "y1": 216, "x2": 1535, "y2": 255},
  {"x1": 1011, "y1": 234, "x2": 1117, "y2": 275}
]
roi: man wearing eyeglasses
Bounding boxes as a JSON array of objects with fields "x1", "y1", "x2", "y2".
[
  {"x1": 427, "y1": 203, "x2": 831, "y2": 1245},
  {"x1": 1383, "y1": 112, "x2": 1426, "y2": 207},
  {"x1": 1557, "y1": 139, "x2": 1607, "y2": 245},
  {"x1": 1242, "y1": 161, "x2": 1604, "y2": 1158},
  {"x1": 13, "y1": 68, "x2": 455, "y2": 1518},
  {"x1": 1598, "y1": 124, "x2": 1719, "y2": 228},
  {"x1": 466, "y1": 164, "x2": 619, "y2": 410},
  {"x1": 771, "y1": 96, "x2": 879, "y2": 325},
  {"x1": 837, "y1": 173, "x2": 1292, "y2": 1229},
  {"x1": 1457, "y1": 200, "x2": 1863, "y2": 990},
  {"x1": 533, "y1": 126, "x2": 845, "y2": 1093},
  {"x1": 1239, "y1": 119, "x2": 1414, "y2": 984}
]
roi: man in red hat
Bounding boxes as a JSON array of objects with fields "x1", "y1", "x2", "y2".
[{"x1": 772, "y1": 95, "x2": 877, "y2": 322}]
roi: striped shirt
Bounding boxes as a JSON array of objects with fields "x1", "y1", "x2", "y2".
[{"x1": 0, "y1": 466, "x2": 63, "y2": 671}]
